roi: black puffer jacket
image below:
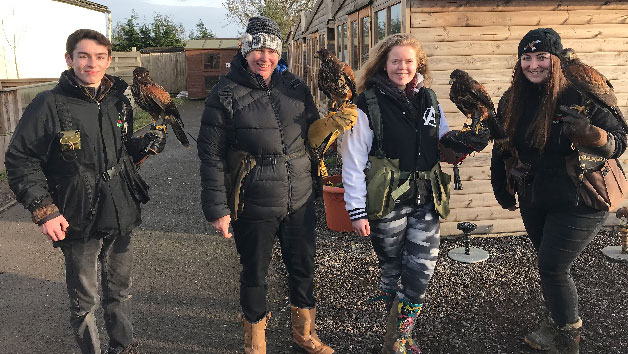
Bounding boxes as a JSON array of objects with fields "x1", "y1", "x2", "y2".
[
  {"x1": 491, "y1": 85, "x2": 627, "y2": 209},
  {"x1": 356, "y1": 73, "x2": 441, "y2": 172},
  {"x1": 5, "y1": 70, "x2": 148, "y2": 242},
  {"x1": 198, "y1": 52, "x2": 319, "y2": 221}
]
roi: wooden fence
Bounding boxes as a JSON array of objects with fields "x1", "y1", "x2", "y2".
[
  {"x1": 0, "y1": 80, "x2": 58, "y2": 171},
  {"x1": 107, "y1": 49, "x2": 186, "y2": 94}
]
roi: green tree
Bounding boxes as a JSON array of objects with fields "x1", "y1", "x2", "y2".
[
  {"x1": 222, "y1": 0, "x2": 311, "y2": 39},
  {"x1": 189, "y1": 19, "x2": 216, "y2": 40},
  {"x1": 112, "y1": 11, "x2": 186, "y2": 51},
  {"x1": 151, "y1": 13, "x2": 186, "y2": 47},
  {"x1": 112, "y1": 11, "x2": 141, "y2": 51}
]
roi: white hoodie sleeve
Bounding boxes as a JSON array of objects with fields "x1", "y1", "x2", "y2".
[
  {"x1": 341, "y1": 107, "x2": 372, "y2": 220},
  {"x1": 438, "y1": 105, "x2": 450, "y2": 139}
]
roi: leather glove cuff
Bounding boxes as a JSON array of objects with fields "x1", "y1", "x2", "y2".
[{"x1": 143, "y1": 130, "x2": 166, "y2": 155}]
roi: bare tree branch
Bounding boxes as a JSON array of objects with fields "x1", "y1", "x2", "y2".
[{"x1": 222, "y1": 0, "x2": 312, "y2": 39}]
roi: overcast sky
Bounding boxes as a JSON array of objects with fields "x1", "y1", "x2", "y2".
[{"x1": 99, "y1": 0, "x2": 245, "y2": 38}]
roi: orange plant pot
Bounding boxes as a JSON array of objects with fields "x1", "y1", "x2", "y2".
[{"x1": 322, "y1": 175, "x2": 353, "y2": 232}]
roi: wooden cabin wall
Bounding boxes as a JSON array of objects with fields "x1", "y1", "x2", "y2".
[{"x1": 409, "y1": 0, "x2": 628, "y2": 235}]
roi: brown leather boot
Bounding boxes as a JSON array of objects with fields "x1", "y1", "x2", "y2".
[
  {"x1": 240, "y1": 312, "x2": 271, "y2": 354},
  {"x1": 381, "y1": 296, "x2": 400, "y2": 354},
  {"x1": 290, "y1": 306, "x2": 334, "y2": 354}
]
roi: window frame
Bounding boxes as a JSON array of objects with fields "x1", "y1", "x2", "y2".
[
  {"x1": 203, "y1": 52, "x2": 220, "y2": 70},
  {"x1": 373, "y1": 2, "x2": 402, "y2": 45}
]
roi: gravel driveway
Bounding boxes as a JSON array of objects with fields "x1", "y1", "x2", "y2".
[{"x1": 0, "y1": 99, "x2": 626, "y2": 354}]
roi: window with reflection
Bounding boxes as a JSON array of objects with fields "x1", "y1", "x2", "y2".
[
  {"x1": 389, "y1": 3, "x2": 401, "y2": 35},
  {"x1": 375, "y1": 9, "x2": 386, "y2": 43},
  {"x1": 203, "y1": 53, "x2": 220, "y2": 70},
  {"x1": 351, "y1": 20, "x2": 359, "y2": 69},
  {"x1": 336, "y1": 24, "x2": 342, "y2": 59},
  {"x1": 342, "y1": 23, "x2": 348, "y2": 61},
  {"x1": 360, "y1": 16, "x2": 370, "y2": 64}
]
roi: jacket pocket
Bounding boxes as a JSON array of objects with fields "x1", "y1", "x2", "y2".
[
  {"x1": 51, "y1": 175, "x2": 93, "y2": 233},
  {"x1": 365, "y1": 156, "x2": 400, "y2": 219}
]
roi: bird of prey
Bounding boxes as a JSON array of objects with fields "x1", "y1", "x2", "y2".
[
  {"x1": 560, "y1": 48, "x2": 628, "y2": 131},
  {"x1": 131, "y1": 67, "x2": 190, "y2": 147},
  {"x1": 315, "y1": 48, "x2": 356, "y2": 111},
  {"x1": 449, "y1": 69, "x2": 505, "y2": 139}
]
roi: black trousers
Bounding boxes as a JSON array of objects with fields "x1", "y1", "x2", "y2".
[
  {"x1": 520, "y1": 204, "x2": 607, "y2": 327},
  {"x1": 233, "y1": 199, "x2": 317, "y2": 323}
]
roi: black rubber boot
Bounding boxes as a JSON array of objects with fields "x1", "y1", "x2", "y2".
[
  {"x1": 548, "y1": 318, "x2": 582, "y2": 354},
  {"x1": 525, "y1": 316, "x2": 558, "y2": 351}
]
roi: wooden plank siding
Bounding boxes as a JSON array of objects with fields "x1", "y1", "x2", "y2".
[
  {"x1": 288, "y1": 0, "x2": 628, "y2": 235},
  {"x1": 410, "y1": 1, "x2": 628, "y2": 234}
]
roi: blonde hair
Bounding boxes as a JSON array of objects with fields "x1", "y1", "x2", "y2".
[
  {"x1": 502, "y1": 54, "x2": 568, "y2": 151},
  {"x1": 356, "y1": 33, "x2": 431, "y2": 93}
]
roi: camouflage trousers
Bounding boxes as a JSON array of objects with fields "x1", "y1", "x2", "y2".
[{"x1": 370, "y1": 201, "x2": 440, "y2": 304}]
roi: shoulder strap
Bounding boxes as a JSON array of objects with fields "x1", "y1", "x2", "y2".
[
  {"x1": 215, "y1": 78, "x2": 239, "y2": 148},
  {"x1": 52, "y1": 93, "x2": 74, "y2": 131},
  {"x1": 364, "y1": 88, "x2": 385, "y2": 158},
  {"x1": 218, "y1": 88, "x2": 233, "y2": 120}
]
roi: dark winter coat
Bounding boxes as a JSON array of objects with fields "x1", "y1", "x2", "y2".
[
  {"x1": 491, "y1": 85, "x2": 627, "y2": 209},
  {"x1": 5, "y1": 70, "x2": 148, "y2": 242},
  {"x1": 356, "y1": 73, "x2": 442, "y2": 172},
  {"x1": 198, "y1": 52, "x2": 319, "y2": 221}
]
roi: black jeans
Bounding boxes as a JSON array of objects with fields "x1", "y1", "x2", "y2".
[
  {"x1": 520, "y1": 204, "x2": 607, "y2": 327},
  {"x1": 233, "y1": 199, "x2": 317, "y2": 323},
  {"x1": 61, "y1": 233, "x2": 134, "y2": 354}
]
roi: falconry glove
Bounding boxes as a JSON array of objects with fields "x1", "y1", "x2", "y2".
[
  {"x1": 440, "y1": 125, "x2": 490, "y2": 157},
  {"x1": 559, "y1": 105, "x2": 608, "y2": 148},
  {"x1": 308, "y1": 103, "x2": 358, "y2": 151},
  {"x1": 142, "y1": 129, "x2": 167, "y2": 155},
  {"x1": 308, "y1": 103, "x2": 358, "y2": 176}
]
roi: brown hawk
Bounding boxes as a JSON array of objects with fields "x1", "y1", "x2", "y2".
[
  {"x1": 560, "y1": 48, "x2": 627, "y2": 131},
  {"x1": 449, "y1": 69, "x2": 506, "y2": 140},
  {"x1": 131, "y1": 67, "x2": 190, "y2": 147},
  {"x1": 315, "y1": 48, "x2": 356, "y2": 111}
]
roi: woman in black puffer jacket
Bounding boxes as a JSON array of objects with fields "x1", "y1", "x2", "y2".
[{"x1": 197, "y1": 16, "x2": 333, "y2": 354}]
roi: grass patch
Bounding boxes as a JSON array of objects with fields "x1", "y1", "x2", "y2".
[
  {"x1": 132, "y1": 97, "x2": 187, "y2": 132},
  {"x1": 133, "y1": 109, "x2": 153, "y2": 132},
  {"x1": 0, "y1": 171, "x2": 7, "y2": 182}
]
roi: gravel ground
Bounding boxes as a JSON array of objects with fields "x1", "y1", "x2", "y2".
[
  {"x1": 1, "y1": 99, "x2": 626, "y2": 353},
  {"x1": 262, "y1": 199, "x2": 628, "y2": 354},
  {"x1": 0, "y1": 179, "x2": 15, "y2": 210}
]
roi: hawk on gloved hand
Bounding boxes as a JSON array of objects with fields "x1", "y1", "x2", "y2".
[
  {"x1": 449, "y1": 69, "x2": 506, "y2": 140},
  {"x1": 131, "y1": 67, "x2": 190, "y2": 147},
  {"x1": 316, "y1": 48, "x2": 356, "y2": 111},
  {"x1": 560, "y1": 48, "x2": 628, "y2": 131}
]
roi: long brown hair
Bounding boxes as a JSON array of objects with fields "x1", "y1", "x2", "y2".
[
  {"x1": 502, "y1": 54, "x2": 568, "y2": 151},
  {"x1": 356, "y1": 33, "x2": 431, "y2": 93}
]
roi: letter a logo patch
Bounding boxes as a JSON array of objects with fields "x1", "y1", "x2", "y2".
[{"x1": 423, "y1": 107, "x2": 437, "y2": 127}]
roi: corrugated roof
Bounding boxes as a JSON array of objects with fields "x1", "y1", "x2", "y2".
[
  {"x1": 52, "y1": 0, "x2": 110, "y2": 13},
  {"x1": 185, "y1": 39, "x2": 240, "y2": 50}
]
